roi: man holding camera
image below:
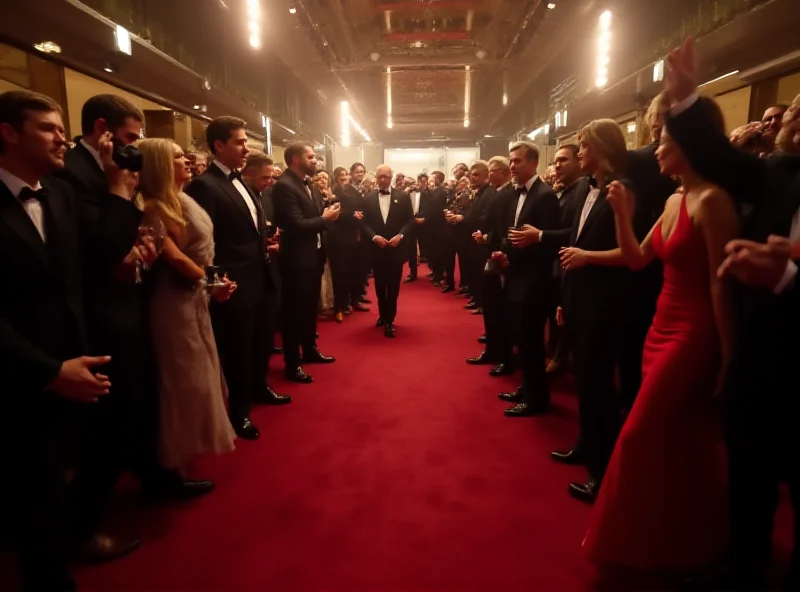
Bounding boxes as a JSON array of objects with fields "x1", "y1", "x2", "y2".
[{"x1": 55, "y1": 94, "x2": 205, "y2": 563}]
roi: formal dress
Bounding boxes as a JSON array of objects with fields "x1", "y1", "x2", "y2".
[
  {"x1": 319, "y1": 261, "x2": 335, "y2": 312},
  {"x1": 147, "y1": 195, "x2": 235, "y2": 472},
  {"x1": 583, "y1": 195, "x2": 728, "y2": 572}
]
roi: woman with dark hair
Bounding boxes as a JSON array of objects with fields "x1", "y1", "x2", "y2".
[{"x1": 567, "y1": 97, "x2": 737, "y2": 574}]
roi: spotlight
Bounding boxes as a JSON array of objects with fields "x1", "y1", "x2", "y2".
[
  {"x1": 547, "y1": 2, "x2": 556, "y2": 8},
  {"x1": 289, "y1": 7, "x2": 297, "y2": 14},
  {"x1": 103, "y1": 62, "x2": 116, "y2": 73},
  {"x1": 476, "y1": 49, "x2": 486, "y2": 60},
  {"x1": 33, "y1": 41, "x2": 61, "y2": 54},
  {"x1": 370, "y1": 52, "x2": 380, "y2": 61}
]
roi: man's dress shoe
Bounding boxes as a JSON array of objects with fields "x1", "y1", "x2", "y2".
[
  {"x1": 466, "y1": 351, "x2": 495, "y2": 365},
  {"x1": 551, "y1": 448, "x2": 585, "y2": 465},
  {"x1": 256, "y1": 385, "x2": 292, "y2": 405},
  {"x1": 73, "y1": 532, "x2": 140, "y2": 564},
  {"x1": 285, "y1": 367, "x2": 313, "y2": 383},
  {"x1": 489, "y1": 363, "x2": 514, "y2": 377},
  {"x1": 302, "y1": 349, "x2": 335, "y2": 364},
  {"x1": 384, "y1": 323, "x2": 396, "y2": 338},
  {"x1": 568, "y1": 478, "x2": 598, "y2": 503},
  {"x1": 503, "y1": 402, "x2": 549, "y2": 417},
  {"x1": 234, "y1": 416, "x2": 260, "y2": 439}
]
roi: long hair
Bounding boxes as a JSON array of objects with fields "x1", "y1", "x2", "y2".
[
  {"x1": 136, "y1": 138, "x2": 185, "y2": 226},
  {"x1": 579, "y1": 119, "x2": 628, "y2": 178}
]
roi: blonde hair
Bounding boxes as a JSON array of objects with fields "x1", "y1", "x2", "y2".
[
  {"x1": 579, "y1": 119, "x2": 628, "y2": 177},
  {"x1": 488, "y1": 156, "x2": 510, "y2": 170},
  {"x1": 136, "y1": 138, "x2": 185, "y2": 226}
]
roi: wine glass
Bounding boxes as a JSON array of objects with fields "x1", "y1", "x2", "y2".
[{"x1": 134, "y1": 225, "x2": 154, "y2": 284}]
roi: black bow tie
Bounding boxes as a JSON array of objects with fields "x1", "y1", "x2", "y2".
[
  {"x1": 303, "y1": 177, "x2": 313, "y2": 187},
  {"x1": 515, "y1": 186, "x2": 528, "y2": 196},
  {"x1": 588, "y1": 176, "x2": 598, "y2": 188},
  {"x1": 19, "y1": 186, "x2": 49, "y2": 203},
  {"x1": 379, "y1": 189, "x2": 391, "y2": 195},
  {"x1": 228, "y1": 170, "x2": 241, "y2": 181}
]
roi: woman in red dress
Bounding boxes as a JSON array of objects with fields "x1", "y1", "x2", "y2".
[{"x1": 561, "y1": 96, "x2": 738, "y2": 574}]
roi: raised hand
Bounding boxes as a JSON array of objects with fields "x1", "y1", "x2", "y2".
[
  {"x1": 666, "y1": 37, "x2": 698, "y2": 105},
  {"x1": 606, "y1": 180, "x2": 634, "y2": 218}
]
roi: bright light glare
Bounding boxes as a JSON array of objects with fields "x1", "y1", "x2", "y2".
[
  {"x1": 600, "y1": 10, "x2": 611, "y2": 29},
  {"x1": 653, "y1": 59, "x2": 665, "y2": 82},
  {"x1": 115, "y1": 25, "x2": 131, "y2": 55},
  {"x1": 246, "y1": 0, "x2": 260, "y2": 49},
  {"x1": 464, "y1": 119, "x2": 470, "y2": 128},
  {"x1": 596, "y1": 10, "x2": 611, "y2": 88}
]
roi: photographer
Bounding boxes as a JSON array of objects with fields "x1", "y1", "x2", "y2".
[{"x1": 56, "y1": 95, "x2": 203, "y2": 564}]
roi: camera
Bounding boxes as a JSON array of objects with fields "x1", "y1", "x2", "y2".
[{"x1": 112, "y1": 138, "x2": 144, "y2": 172}]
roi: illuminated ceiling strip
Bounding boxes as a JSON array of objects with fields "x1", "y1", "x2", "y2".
[
  {"x1": 247, "y1": 0, "x2": 260, "y2": 49},
  {"x1": 387, "y1": 67, "x2": 393, "y2": 129},
  {"x1": 464, "y1": 66, "x2": 471, "y2": 128},
  {"x1": 699, "y1": 70, "x2": 740, "y2": 87},
  {"x1": 596, "y1": 10, "x2": 611, "y2": 88}
]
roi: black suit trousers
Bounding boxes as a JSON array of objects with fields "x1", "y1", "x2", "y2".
[
  {"x1": 373, "y1": 255, "x2": 403, "y2": 323},
  {"x1": 282, "y1": 265, "x2": 321, "y2": 367},
  {"x1": 481, "y1": 273, "x2": 511, "y2": 362},
  {"x1": 4, "y1": 398, "x2": 76, "y2": 592},
  {"x1": 510, "y1": 297, "x2": 549, "y2": 408},
  {"x1": 210, "y1": 291, "x2": 273, "y2": 421},
  {"x1": 570, "y1": 324, "x2": 622, "y2": 482},
  {"x1": 406, "y1": 228, "x2": 419, "y2": 277},
  {"x1": 329, "y1": 240, "x2": 360, "y2": 311}
]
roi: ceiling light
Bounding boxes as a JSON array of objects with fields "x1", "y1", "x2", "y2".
[
  {"x1": 387, "y1": 118, "x2": 393, "y2": 129},
  {"x1": 115, "y1": 25, "x2": 132, "y2": 55},
  {"x1": 247, "y1": 0, "x2": 260, "y2": 49},
  {"x1": 547, "y1": 3, "x2": 556, "y2": 8},
  {"x1": 33, "y1": 41, "x2": 61, "y2": 54},
  {"x1": 476, "y1": 50, "x2": 486, "y2": 60},
  {"x1": 699, "y1": 70, "x2": 740, "y2": 87},
  {"x1": 596, "y1": 11, "x2": 611, "y2": 88},
  {"x1": 249, "y1": 35, "x2": 260, "y2": 48},
  {"x1": 370, "y1": 52, "x2": 380, "y2": 61},
  {"x1": 202, "y1": 78, "x2": 211, "y2": 91},
  {"x1": 464, "y1": 119, "x2": 470, "y2": 128},
  {"x1": 600, "y1": 10, "x2": 612, "y2": 29},
  {"x1": 627, "y1": 122, "x2": 637, "y2": 133},
  {"x1": 193, "y1": 105, "x2": 201, "y2": 110},
  {"x1": 414, "y1": 41, "x2": 423, "y2": 48},
  {"x1": 103, "y1": 62, "x2": 116, "y2": 73},
  {"x1": 653, "y1": 59, "x2": 665, "y2": 83},
  {"x1": 289, "y1": 7, "x2": 297, "y2": 14}
]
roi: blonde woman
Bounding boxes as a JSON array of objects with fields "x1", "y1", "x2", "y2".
[
  {"x1": 314, "y1": 170, "x2": 335, "y2": 314},
  {"x1": 136, "y1": 138, "x2": 236, "y2": 482}
]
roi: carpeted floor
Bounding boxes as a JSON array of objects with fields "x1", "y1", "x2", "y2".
[{"x1": 56, "y1": 264, "x2": 792, "y2": 590}]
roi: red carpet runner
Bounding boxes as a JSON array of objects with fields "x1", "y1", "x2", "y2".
[{"x1": 68, "y1": 264, "x2": 791, "y2": 591}]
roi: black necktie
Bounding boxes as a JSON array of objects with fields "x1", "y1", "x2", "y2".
[{"x1": 19, "y1": 186, "x2": 49, "y2": 203}]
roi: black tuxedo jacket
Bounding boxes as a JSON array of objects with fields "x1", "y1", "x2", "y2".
[
  {"x1": 484, "y1": 185, "x2": 515, "y2": 249},
  {"x1": 0, "y1": 175, "x2": 140, "y2": 400},
  {"x1": 361, "y1": 188, "x2": 414, "y2": 265},
  {"x1": 417, "y1": 188, "x2": 431, "y2": 220},
  {"x1": 329, "y1": 184, "x2": 362, "y2": 247},
  {"x1": 503, "y1": 178, "x2": 560, "y2": 303},
  {"x1": 667, "y1": 97, "x2": 800, "y2": 397},
  {"x1": 423, "y1": 185, "x2": 448, "y2": 226},
  {"x1": 549, "y1": 178, "x2": 633, "y2": 328},
  {"x1": 54, "y1": 143, "x2": 143, "y2": 340},
  {"x1": 185, "y1": 163, "x2": 272, "y2": 309},
  {"x1": 272, "y1": 169, "x2": 328, "y2": 272},
  {"x1": 464, "y1": 183, "x2": 496, "y2": 234}
]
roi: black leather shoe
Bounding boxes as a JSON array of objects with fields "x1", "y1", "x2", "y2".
[
  {"x1": 457, "y1": 287, "x2": 469, "y2": 296},
  {"x1": 471, "y1": 308, "x2": 483, "y2": 315},
  {"x1": 568, "y1": 479, "x2": 598, "y2": 503},
  {"x1": 360, "y1": 298, "x2": 372, "y2": 304},
  {"x1": 234, "y1": 417, "x2": 260, "y2": 439},
  {"x1": 256, "y1": 385, "x2": 292, "y2": 405},
  {"x1": 466, "y1": 351, "x2": 495, "y2": 365},
  {"x1": 376, "y1": 317, "x2": 385, "y2": 328},
  {"x1": 464, "y1": 301, "x2": 479, "y2": 310},
  {"x1": 426, "y1": 271, "x2": 434, "y2": 278},
  {"x1": 302, "y1": 348, "x2": 335, "y2": 364},
  {"x1": 73, "y1": 532, "x2": 141, "y2": 564},
  {"x1": 441, "y1": 285, "x2": 455, "y2": 293},
  {"x1": 143, "y1": 471, "x2": 214, "y2": 501},
  {"x1": 489, "y1": 363, "x2": 514, "y2": 377},
  {"x1": 504, "y1": 402, "x2": 549, "y2": 417},
  {"x1": 404, "y1": 275, "x2": 417, "y2": 283},
  {"x1": 384, "y1": 323, "x2": 396, "y2": 338},
  {"x1": 477, "y1": 335, "x2": 487, "y2": 344},
  {"x1": 285, "y1": 367, "x2": 313, "y2": 383},
  {"x1": 352, "y1": 303, "x2": 370, "y2": 312},
  {"x1": 551, "y1": 448, "x2": 585, "y2": 465},
  {"x1": 431, "y1": 280, "x2": 442, "y2": 287},
  {"x1": 498, "y1": 390, "x2": 523, "y2": 403}
]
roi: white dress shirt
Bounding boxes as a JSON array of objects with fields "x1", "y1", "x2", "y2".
[
  {"x1": 213, "y1": 161, "x2": 259, "y2": 228},
  {"x1": 577, "y1": 187, "x2": 601, "y2": 237},
  {"x1": 514, "y1": 175, "x2": 539, "y2": 227},
  {"x1": 411, "y1": 191, "x2": 421, "y2": 214},
  {"x1": 0, "y1": 168, "x2": 46, "y2": 241},
  {"x1": 672, "y1": 91, "x2": 799, "y2": 294},
  {"x1": 378, "y1": 189, "x2": 391, "y2": 223}
]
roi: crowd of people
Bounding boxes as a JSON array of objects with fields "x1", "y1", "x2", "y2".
[{"x1": 1, "y1": 36, "x2": 799, "y2": 592}]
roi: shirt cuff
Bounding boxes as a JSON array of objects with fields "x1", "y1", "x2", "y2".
[
  {"x1": 372, "y1": 235, "x2": 380, "y2": 243},
  {"x1": 670, "y1": 91, "x2": 700, "y2": 116},
  {"x1": 773, "y1": 260, "x2": 797, "y2": 294}
]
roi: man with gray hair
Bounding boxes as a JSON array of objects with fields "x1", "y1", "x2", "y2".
[{"x1": 360, "y1": 164, "x2": 414, "y2": 337}]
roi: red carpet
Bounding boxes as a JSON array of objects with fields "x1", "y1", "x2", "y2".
[{"x1": 8, "y1": 263, "x2": 791, "y2": 591}]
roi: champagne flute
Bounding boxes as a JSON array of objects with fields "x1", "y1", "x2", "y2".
[{"x1": 134, "y1": 225, "x2": 155, "y2": 284}]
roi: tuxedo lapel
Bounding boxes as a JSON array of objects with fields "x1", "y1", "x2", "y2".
[
  {"x1": 209, "y1": 165, "x2": 259, "y2": 233},
  {"x1": 0, "y1": 182, "x2": 51, "y2": 271},
  {"x1": 576, "y1": 188, "x2": 608, "y2": 243}
]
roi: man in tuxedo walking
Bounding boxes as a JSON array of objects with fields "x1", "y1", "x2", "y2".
[
  {"x1": 360, "y1": 164, "x2": 414, "y2": 338},
  {"x1": 273, "y1": 143, "x2": 340, "y2": 383},
  {"x1": 186, "y1": 117, "x2": 290, "y2": 442},
  {"x1": 0, "y1": 90, "x2": 142, "y2": 591}
]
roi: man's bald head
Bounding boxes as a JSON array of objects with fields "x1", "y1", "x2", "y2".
[{"x1": 376, "y1": 164, "x2": 392, "y2": 191}]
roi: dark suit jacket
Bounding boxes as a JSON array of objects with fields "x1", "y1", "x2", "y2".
[
  {"x1": 272, "y1": 169, "x2": 328, "y2": 272},
  {"x1": 54, "y1": 143, "x2": 143, "y2": 342},
  {"x1": 423, "y1": 185, "x2": 448, "y2": 227},
  {"x1": 0, "y1": 175, "x2": 140, "y2": 401},
  {"x1": 464, "y1": 183, "x2": 497, "y2": 234},
  {"x1": 361, "y1": 188, "x2": 414, "y2": 266},
  {"x1": 503, "y1": 178, "x2": 560, "y2": 303},
  {"x1": 185, "y1": 163, "x2": 272, "y2": 309},
  {"x1": 484, "y1": 184, "x2": 515, "y2": 250},
  {"x1": 551, "y1": 179, "x2": 633, "y2": 329},
  {"x1": 667, "y1": 97, "x2": 800, "y2": 399},
  {"x1": 329, "y1": 184, "x2": 362, "y2": 247}
]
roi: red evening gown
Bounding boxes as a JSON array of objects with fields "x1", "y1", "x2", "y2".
[{"x1": 583, "y1": 194, "x2": 728, "y2": 572}]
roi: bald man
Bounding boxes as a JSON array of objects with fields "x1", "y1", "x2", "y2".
[{"x1": 360, "y1": 165, "x2": 414, "y2": 337}]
